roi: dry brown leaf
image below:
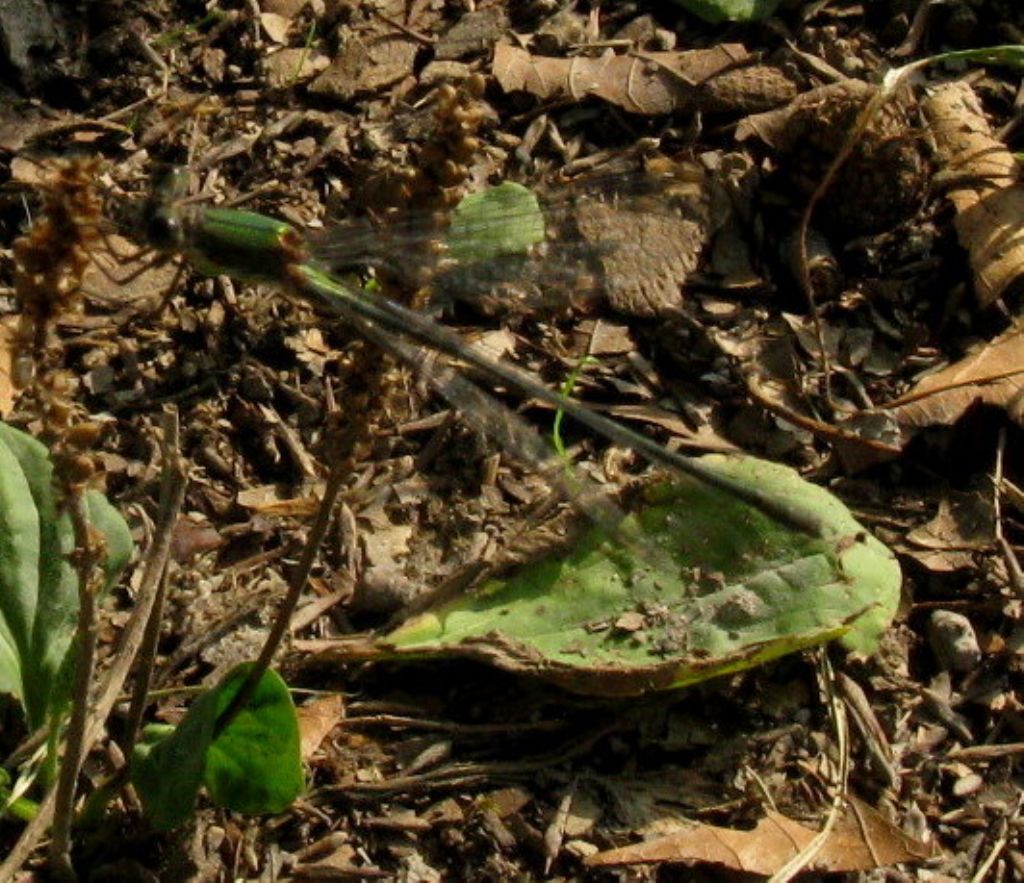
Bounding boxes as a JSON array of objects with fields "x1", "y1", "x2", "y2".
[
  {"x1": 435, "y1": 8, "x2": 507, "y2": 60},
  {"x1": 236, "y1": 483, "x2": 323, "y2": 515},
  {"x1": 902, "y1": 492, "x2": 993, "y2": 573},
  {"x1": 736, "y1": 80, "x2": 872, "y2": 151},
  {"x1": 309, "y1": 33, "x2": 419, "y2": 101},
  {"x1": 9, "y1": 155, "x2": 50, "y2": 186},
  {"x1": 169, "y1": 518, "x2": 225, "y2": 563},
  {"x1": 906, "y1": 492, "x2": 993, "y2": 551},
  {"x1": 575, "y1": 161, "x2": 715, "y2": 317},
  {"x1": 265, "y1": 48, "x2": 329, "y2": 88},
  {"x1": 493, "y1": 44, "x2": 793, "y2": 116},
  {"x1": 259, "y1": 12, "x2": 292, "y2": 44},
  {"x1": 0, "y1": 315, "x2": 19, "y2": 417},
  {"x1": 291, "y1": 855, "x2": 390, "y2": 879},
  {"x1": 586, "y1": 320, "x2": 635, "y2": 356},
  {"x1": 261, "y1": 0, "x2": 308, "y2": 16},
  {"x1": 83, "y1": 234, "x2": 181, "y2": 312},
  {"x1": 579, "y1": 204, "x2": 705, "y2": 316},
  {"x1": 361, "y1": 523, "x2": 414, "y2": 568},
  {"x1": 585, "y1": 799, "x2": 935, "y2": 873},
  {"x1": 296, "y1": 693, "x2": 345, "y2": 760},
  {"x1": 923, "y1": 82, "x2": 1024, "y2": 307},
  {"x1": 883, "y1": 322, "x2": 1024, "y2": 431}
]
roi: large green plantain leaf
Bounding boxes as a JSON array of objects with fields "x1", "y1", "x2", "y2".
[
  {"x1": 356, "y1": 455, "x2": 900, "y2": 696},
  {"x1": 0, "y1": 423, "x2": 132, "y2": 729}
]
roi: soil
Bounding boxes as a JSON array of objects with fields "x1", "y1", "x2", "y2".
[{"x1": 1, "y1": 0, "x2": 1023, "y2": 880}]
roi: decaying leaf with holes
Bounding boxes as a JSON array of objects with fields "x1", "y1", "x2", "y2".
[
  {"x1": 736, "y1": 80, "x2": 928, "y2": 235},
  {"x1": 573, "y1": 159, "x2": 722, "y2": 317},
  {"x1": 923, "y1": 81, "x2": 1024, "y2": 308},
  {"x1": 302, "y1": 455, "x2": 901, "y2": 697}
]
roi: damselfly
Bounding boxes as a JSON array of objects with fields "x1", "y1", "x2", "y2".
[{"x1": 133, "y1": 165, "x2": 823, "y2": 536}]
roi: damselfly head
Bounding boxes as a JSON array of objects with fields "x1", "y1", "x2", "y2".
[
  {"x1": 143, "y1": 208, "x2": 183, "y2": 252},
  {"x1": 138, "y1": 165, "x2": 190, "y2": 251}
]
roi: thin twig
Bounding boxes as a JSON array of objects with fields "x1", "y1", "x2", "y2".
[
  {"x1": 120, "y1": 564, "x2": 169, "y2": 755},
  {"x1": 48, "y1": 491, "x2": 105, "y2": 878},
  {"x1": 968, "y1": 794, "x2": 1019, "y2": 882},
  {"x1": 769, "y1": 651, "x2": 849, "y2": 882},
  {"x1": 214, "y1": 455, "x2": 347, "y2": 735},
  {"x1": 992, "y1": 428, "x2": 1024, "y2": 594}
]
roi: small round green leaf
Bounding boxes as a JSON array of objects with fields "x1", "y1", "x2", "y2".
[
  {"x1": 670, "y1": 0, "x2": 782, "y2": 23},
  {"x1": 132, "y1": 698, "x2": 219, "y2": 831},
  {"x1": 204, "y1": 664, "x2": 304, "y2": 815},
  {"x1": 446, "y1": 182, "x2": 545, "y2": 264},
  {"x1": 132, "y1": 665, "x2": 303, "y2": 829}
]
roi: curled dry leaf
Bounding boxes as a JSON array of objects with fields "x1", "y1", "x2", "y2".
[
  {"x1": 881, "y1": 321, "x2": 1024, "y2": 432},
  {"x1": 259, "y1": 12, "x2": 292, "y2": 45},
  {"x1": 923, "y1": 81, "x2": 1024, "y2": 307},
  {"x1": 493, "y1": 44, "x2": 795, "y2": 116},
  {"x1": 296, "y1": 693, "x2": 345, "y2": 761},
  {"x1": 903, "y1": 492, "x2": 994, "y2": 573},
  {"x1": 585, "y1": 797, "x2": 936, "y2": 874},
  {"x1": 736, "y1": 80, "x2": 927, "y2": 235},
  {"x1": 236, "y1": 482, "x2": 324, "y2": 516}
]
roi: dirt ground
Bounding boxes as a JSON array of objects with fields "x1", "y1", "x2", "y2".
[{"x1": 1, "y1": 0, "x2": 1024, "y2": 880}]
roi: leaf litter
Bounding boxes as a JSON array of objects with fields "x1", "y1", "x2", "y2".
[{"x1": 1, "y1": 2, "x2": 1023, "y2": 880}]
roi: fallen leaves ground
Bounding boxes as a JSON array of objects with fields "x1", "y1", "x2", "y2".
[{"x1": 1, "y1": 0, "x2": 1024, "y2": 879}]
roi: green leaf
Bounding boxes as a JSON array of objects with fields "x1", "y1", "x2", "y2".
[
  {"x1": 204, "y1": 665, "x2": 303, "y2": 815},
  {"x1": 364, "y1": 455, "x2": 900, "y2": 696},
  {"x1": 446, "y1": 182, "x2": 545, "y2": 264},
  {"x1": 0, "y1": 423, "x2": 132, "y2": 729},
  {"x1": 132, "y1": 665, "x2": 303, "y2": 829},
  {"x1": 133, "y1": 705, "x2": 217, "y2": 831},
  {"x1": 922, "y1": 45, "x2": 1024, "y2": 70},
  {"x1": 0, "y1": 764, "x2": 39, "y2": 822},
  {"x1": 670, "y1": 0, "x2": 782, "y2": 23}
]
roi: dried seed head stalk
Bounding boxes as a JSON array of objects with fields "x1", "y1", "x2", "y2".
[
  {"x1": 14, "y1": 158, "x2": 103, "y2": 360},
  {"x1": 373, "y1": 74, "x2": 492, "y2": 211},
  {"x1": 420, "y1": 75, "x2": 491, "y2": 194},
  {"x1": 12, "y1": 158, "x2": 107, "y2": 490}
]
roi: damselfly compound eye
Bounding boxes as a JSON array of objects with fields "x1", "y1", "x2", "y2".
[{"x1": 145, "y1": 211, "x2": 181, "y2": 250}]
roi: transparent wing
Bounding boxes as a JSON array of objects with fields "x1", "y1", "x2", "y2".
[{"x1": 308, "y1": 162, "x2": 714, "y2": 318}]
